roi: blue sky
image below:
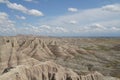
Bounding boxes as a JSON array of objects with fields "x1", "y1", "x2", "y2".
[{"x1": 0, "y1": 0, "x2": 120, "y2": 36}]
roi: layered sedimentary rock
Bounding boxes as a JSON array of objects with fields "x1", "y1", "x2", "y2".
[
  {"x1": 0, "y1": 36, "x2": 120, "y2": 80},
  {"x1": 0, "y1": 61, "x2": 103, "y2": 80}
]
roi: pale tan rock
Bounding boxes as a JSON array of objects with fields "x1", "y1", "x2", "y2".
[
  {"x1": 0, "y1": 61, "x2": 103, "y2": 80},
  {"x1": 0, "y1": 36, "x2": 120, "y2": 80}
]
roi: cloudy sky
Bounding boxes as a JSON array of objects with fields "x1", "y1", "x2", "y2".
[{"x1": 0, "y1": 0, "x2": 120, "y2": 36}]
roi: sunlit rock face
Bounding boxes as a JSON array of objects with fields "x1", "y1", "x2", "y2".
[
  {"x1": 0, "y1": 61, "x2": 103, "y2": 80},
  {"x1": 0, "y1": 36, "x2": 120, "y2": 80}
]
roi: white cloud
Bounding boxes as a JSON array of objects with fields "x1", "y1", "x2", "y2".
[
  {"x1": 18, "y1": 23, "x2": 54, "y2": 35},
  {"x1": 69, "y1": 20, "x2": 77, "y2": 24},
  {"x1": 0, "y1": 12, "x2": 8, "y2": 18},
  {"x1": 24, "y1": 0, "x2": 33, "y2": 2},
  {"x1": 54, "y1": 27, "x2": 68, "y2": 33},
  {"x1": 22, "y1": 24, "x2": 68, "y2": 34},
  {"x1": 0, "y1": 12, "x2": 16, "y2": 35},
  {"x1": 30, "y1": 26, "x2": 41, "y2": 33},
  {"x1": 74, "y1": 23, "x2": 106, "y2": 33},
  {"x1": 0, "y1": 0, "x2": 3, "y2": 2},
  {"x1": 17, "y1": 24, "x2": 43, "y2": 35},
  {"x1": 0, "y1": 0, "x2": 7, "y2": 3},
  {"x1": 20, "y1": 23, "x2": 68, "y2": 34},
  {"x1": 111, "y1": 27, "x2": 120, "y2": 31},
  {"x1": 68, "y1": 8, "x2": 78, "y2": 12},
  {"x1": 37, "y1": 4, "x2": 120, "y2": 36},
  {"x1": 28, "y1": 9, "x2": 43, "y2": 16},
  {"x1": 88, "y1": 23, "x2": 106, "y2": 30},
  {"x1": 0, "y1": 3, "x2": 120, "y2": 36},
  {"x1": 40, "y1": 25, "x2": 51, "y2": 29},
  {"x1": 7, "y1": 2, "x2": 28, "y2": 13},
  {"x1": 78, "y1": 23, "x2": 108, "y2": 33},
  {"x1": 0, "y1": 0, "x2": 43, "y2": 16},
  {"x1": 102, "y1": 4, "x2": 120, "y2": 12},
  {"x1": 24, "y1": 0, "x2": 38, "y2": 3},
  {"x1": 16, "y1": 15, "x2": 26, "y2": 20}
]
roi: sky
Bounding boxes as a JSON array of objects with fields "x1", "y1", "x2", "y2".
[{"x1": 0, "y1": 0, "x2": 120, "y2": 37}]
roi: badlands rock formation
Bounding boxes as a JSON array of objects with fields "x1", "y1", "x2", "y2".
[
  {"x1": 0, "y1": 36, "x2": 120, "y2": 80},
  {"x1": 0, "y1": 61, "x2": 103, "y2": 80}
]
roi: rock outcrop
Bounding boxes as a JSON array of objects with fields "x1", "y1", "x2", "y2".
[
  {"x1": 0, "y1": 36, "x2": 89, "y2": 74},
  {"x1": 0, "y1": 61, "x2": 103, "y2": 80},
  {"x1": 0, "y1": 36, "x2": 120, "y2": 80}
]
